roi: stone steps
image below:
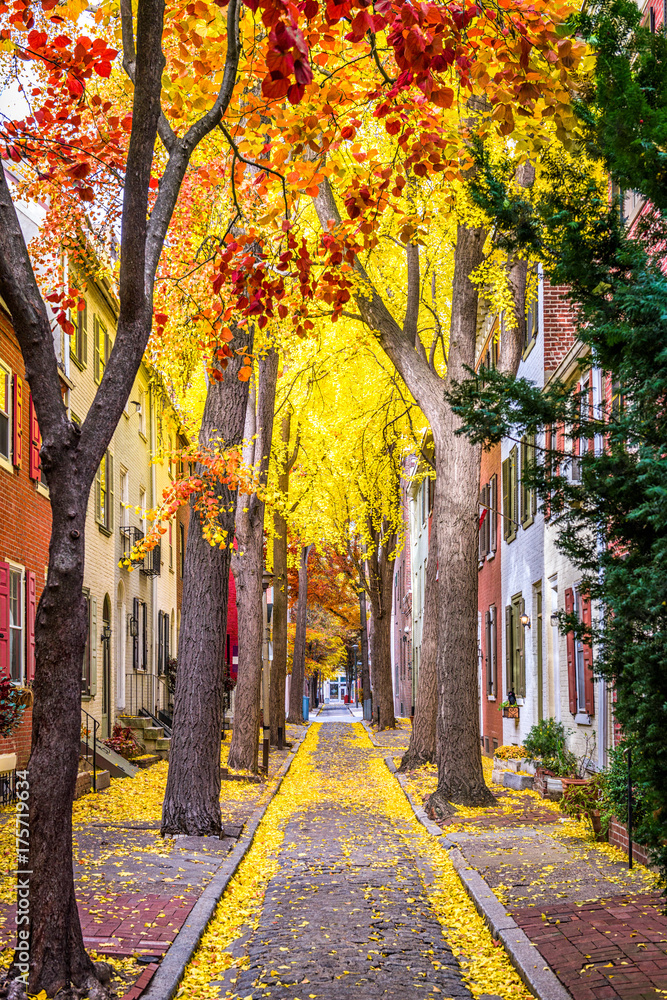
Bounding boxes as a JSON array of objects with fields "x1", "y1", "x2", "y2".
[{"x1": 119, "y1": 715, "x2": 171, "y2": 760}]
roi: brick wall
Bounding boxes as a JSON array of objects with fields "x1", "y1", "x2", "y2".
[
  {"x1": 543, "y1": 278, "x2": 578, "y2": 373},
  {"x1": 0, "y1": 308, "x2": 53, "y2": 767},
  {"x1": 478, "y1": 442, "x2": 503, "y2": 755},
  {"x1": 608, "y1": 818, "x2": 651, "y2": 868}
]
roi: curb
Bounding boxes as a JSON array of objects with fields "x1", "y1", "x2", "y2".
[
  {"x1": 361, "y1": 718, "x2": 381, "y2": 746},
  {"x1": 383, "y1": 754, "x2": 572, "y2": 1000},
  {"x1": 141, "y1": 730, "x2": 309, "y2": 1000}
]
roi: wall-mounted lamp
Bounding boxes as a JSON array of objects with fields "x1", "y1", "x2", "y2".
[
  {"x1": 128, "y1": 615, "x2": 138, "y2": 638},
  {"x1": 130, "y1": 400, "x2": 142, "y2": 415},
  {"x1": 520, "y1": 613, "x2": 531, "y2": 628},
  {"x1": 550, "y1": 611, "x2": 560, "y2": 625},
  {"x1": 101, "y1": 623, "x2": 112, "y2": 643}
]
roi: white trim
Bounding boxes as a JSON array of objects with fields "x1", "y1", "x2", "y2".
[{"x1": 7, "y1": 560, "x2": 25, "y2": 685}]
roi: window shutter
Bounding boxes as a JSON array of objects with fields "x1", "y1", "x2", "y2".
[
  {"x1": 142, "y1": 601, "x2": 148, "y2": 671},
  {"x1": 95, "y1": 463, "x2": 102, "y2": 523},
  {"x1": 12, "y1": 375, "x2": 22, "y2": 468},
  {"x1": 26, "y1": 571, "x2": 36, "y2": 683},
  {"x1": 520, "y1": 437, "x2": 527, "y2": 524},
  {"x1": 564, "y1": 587, "x2": 577, "y2": 715},
  {"x1": 531, "y1": 436, "x2": 538, "y2": 516},
  {"x1": 502, "y1": 459, "x2": 510, "y2": 541},
  {"x1": 105, "y1": 326, "x2": 112, "y2": 368},
  {"x1": 484, "y1": 610, "x2": 491, "y2": 694},
  {"x1": 157, "y1": 610, "x2": 164, "y2": 675},
  {"x1": 518, "y1": 596, "x2": 526, "y2": 696},
  {"x1": 581, "y1": 593, "x2": 595, "y2": 716},
  {"x1": 132, "y1": 597, "x2": 139, "y2": 669},
  {"x1": 93, "y1": 316, "x2": 100, "y2": 383},
  {"x1": 28, "y1": 394, "x2": 41, "y2": 480},
  {"x1": 165, "y1": 612, "x2": 169, "y2": 663},
  {"x1": 80, "y1": 302, "x2": 88, "y2": 365},
  {"x1": 107, "y1": 452, "x2": 114, "y2": 531},
  {"x1": 490, "y1": 475, "x2": 497, "y2": 552},
  {"x1": 0, "y1": 562, "x2": 9, "y2": 678},
  {"x1": 478, "y1": 490, "x2": 485, "y2": 562},
  {"x1": 510, "y1": 446, "x2": 518, "y2": 538},
  {"x1": 505, "y1": 604, "x2": 512, "y2": 691},
  {"x1": 90, "y1": 596, "x2": 98, "y2": 697}
]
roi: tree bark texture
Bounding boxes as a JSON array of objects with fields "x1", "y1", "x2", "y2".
[
  {"x1": 287, "y1": 544, "x2": 313, "y2": 723},
  {"x1": 366, "y1": 534, "x2": 397, "y2": 730},
  {"x1": 228, "y1": 350, "x2": 280, "y2": 772},
  {"x1": 400, "y1": 515, "x2": 439, "y2": 770},
  {"x1": 161, "y1": 334, "x2": 251, "y2": 835},
  {"x1": 313, "y1": 184, "x2": 492, "y2": 806},
  {"x1": 428, "y1": 224, "x2": 495, "y2": 814},
  {"x1": 0, "y1": 0, "x2": 245, "y2": 986},
  {"x1": 269, "y1": 411, "x2": 292, "y2": 747}
]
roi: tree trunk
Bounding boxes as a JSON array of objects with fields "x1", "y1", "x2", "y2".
[
  {"x1": 400, "y1": 514, "x2": 439, "y2": 770},
  {"x1": 162, "y1": 334, "x2": 252, "y2": 835},
  {"x1": 228, "y1": 350, "x2": 279, "y2": 772},
  {"x1": 287, "y1": 544, "x2": 312, "y2": 723},
  {"x1": 269, "y1": 411, "x2": 291, "y2": 747},
  {"x1": 359, "y1": 585, "x2": 370, "y2": 716},
  {"x1": 16, "y1": 485, "x2": 98, "y2": 996},
  {"x1": 367, "y1": 534, "x2": 396, "y2": 731},
  {"x1": 428, "y1": 224, "x2": 495, "y2": 816}
]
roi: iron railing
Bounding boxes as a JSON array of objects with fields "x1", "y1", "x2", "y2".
[
  {"x1": 0, "y1": 769, "x2": 16, "y2": 806},
  {"x1": 124, "y1": 671, "x2": 170, "y2": 718},
  {"x1": 81, "y1": 708, "x2": 99, "y2": 792},
  {"x1": 120, "y1": 526, "x2": 161, "y2": 577}
]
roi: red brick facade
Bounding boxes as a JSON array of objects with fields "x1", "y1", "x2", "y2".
[
  {"x1": 0, "y1": 307, "x2": 52, "y2": 767},
  {"x1": 478, "y1": 441, "x2": 503, "y2": 756},
  {"x1": 543, "y1": 278, "x2": 578, "y2": 373},
  {"x1": 608, "y1": 818, "x2": 651, "y2": 868}
]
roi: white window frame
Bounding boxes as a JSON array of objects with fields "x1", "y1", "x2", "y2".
[
  {"x1": 139, "y1": 487, "x2": 147, "y2": 537},
  {"x1": 8, "y1": 562, "x2": 25, "y2": 685},
  {"x1": 138, "y1": 389, "x2": 146, "y2": 438},
  {"x1": 120, "y1": 467, "x2": 129, "y2": 514},
  {"x1": 573, "y1": 586, "x2": 586, "y2": 713},
  {"x1": 0, "y1": 361, "x2": 12, "y2": 472}
]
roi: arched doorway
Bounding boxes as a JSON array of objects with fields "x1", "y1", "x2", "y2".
[{"x1": 101, "y1": 594, "x2": 112, "y2": 738}]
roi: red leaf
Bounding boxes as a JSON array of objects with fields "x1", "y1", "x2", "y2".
[{"x1": 93, "y1": 59, "x2": 112, "y2": 78}]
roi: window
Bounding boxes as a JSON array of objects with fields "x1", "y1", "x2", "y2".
[
  {"x1": 70, "y1": 302, "x2": 88, "y2": 369},
  {"x1": 179, "y1": 522, "x2": 185, "y2": 578},
  {"x1": 138, "y1": 390, "x2": 146, "y2": 437},
  {"x1": 524, "y1": 291, "x2": 539, "y2": 355},
  {"x1": 132, "y1": 597, "x2": 148, "y2": 670},
  {"x1": 120, "y1": 468, "x2": 129, "y2": 514},
  {"x1": 95, "y1": 451, "x2": 114, "y2": 532},
  {"x1": 0, "y1": 364, "x2": 10, "y2": 463},
  {"x1": 482, "y1": 334, "x2": 498, "y2": 371},
  {"x1": 520, "y1": 435, "x2": 537, "y2": 527},
  {"x1": 573, "y1": 588, "x2": 587, "y2": 713},
  {"x1": 93, "y1": 315, "x2": 111, "y2": 383},
  {"x1": 650, "y1": 5, "x2": 656, "y2": 31},
  {"x1": 478, "y1": 476, "x2": 497, "y2": 561},
  {"x1": 157, "y1": 610, "x2": 170, "y2": 675},
  {"x1": 505, "y1": 595, "x2": 526, "y2": 698},
  {"x1": 81, "y1": 591, "x2": 97, "y2": 697},
  {"x1": 9, "y1": 568, "x2": 23, "y2": 683},
  {"x1": 139, "y1": 487, "x2": 147, "y2": 537},
  {"x1": 502, "y1": 446, "x2": 518, "y2": 543},
  {"x1": 485, "y1": 605, "x2": 496, "y2": 697}
]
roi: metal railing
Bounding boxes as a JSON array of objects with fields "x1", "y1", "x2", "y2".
[
  {"x1": 124, "y1": 671, "x2": 170, "y2": 719},
  {"x1": 119, "y1": 526, "x2": 161, "y2": 576},
  {"x1": 81, "y1": 708, "x2": 99, "y2": 792},
  {"x1": 0, "y1": 769, "x2": 17, "y2": 806}
]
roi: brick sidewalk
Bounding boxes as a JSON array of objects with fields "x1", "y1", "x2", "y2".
[{"x1": 515, "y1": 893, "x2": 667, "y2": 1000}]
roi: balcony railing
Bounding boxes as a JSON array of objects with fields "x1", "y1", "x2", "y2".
[{"x1": 120, "y1": 526, "x2": 161, "y2": 576}]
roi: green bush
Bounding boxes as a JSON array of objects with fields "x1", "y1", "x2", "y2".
[{"x1": 522, "y1": 718, "x2": 578, "y2": 777}]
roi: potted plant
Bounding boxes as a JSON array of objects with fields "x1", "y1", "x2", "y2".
[{"x1": 561, "y1": 772, "x2": 608, "y2": 839}]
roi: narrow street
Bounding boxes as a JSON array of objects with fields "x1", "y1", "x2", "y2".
[{"x1": 188, "y1": 719, "x2": 502, "y2": 1000}]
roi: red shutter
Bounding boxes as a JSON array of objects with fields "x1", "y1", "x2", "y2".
[
  {"x1": 28, "y1": 394, "x2": 41, "y2": 480},
  {"x1": 564, "y1": 587, "x2": 577, "y2": 715},
  {"x1": 0, "y1": 562, "x2": 9, "y2": 678},
  {"x1": 12, "y1": 375, "x2": 22, "y2": 469},
  {"x1": 26, "y1": 571, "x2": 36, "y2": 683},
  {"x1": 581, "y1": 592, "x2": 595, "y2": 716}
]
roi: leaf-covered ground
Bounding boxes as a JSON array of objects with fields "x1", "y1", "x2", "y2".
[{"x1": 179, "y1": 720, "x2": 536, "y2": 999}]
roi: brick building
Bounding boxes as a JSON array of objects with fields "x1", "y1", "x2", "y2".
[{"x1": 0, "y1": 303, "x2": 52, "y2": 767}]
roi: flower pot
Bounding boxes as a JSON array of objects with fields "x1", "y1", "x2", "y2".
[
  {"x1": 560, "y1": 777, "x2": 589, "y2": 790},
  {"x1": 502, "y1": 705, "x2": 519, "y2": 719}
]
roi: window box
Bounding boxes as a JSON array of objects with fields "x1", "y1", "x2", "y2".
[{"x1": 502, "y1": 704, "x2": 519, "y2": 719}]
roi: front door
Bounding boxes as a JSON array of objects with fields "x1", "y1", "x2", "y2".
[{"x1": 101, "y1": 595, "x2": 111, "y2": 738}]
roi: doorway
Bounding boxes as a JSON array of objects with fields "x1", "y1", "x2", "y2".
[{"x1": 102, "y1": 594, "x2": 111, "y2": 738}]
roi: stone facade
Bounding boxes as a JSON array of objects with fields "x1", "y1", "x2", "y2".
[{"x1": 391, "y1": 472, "x2": 413, "y2": 718}]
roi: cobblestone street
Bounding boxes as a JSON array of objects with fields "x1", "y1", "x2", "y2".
[{"x1": 189, "y1": 715, "x2": 498, "y2": 1000}]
